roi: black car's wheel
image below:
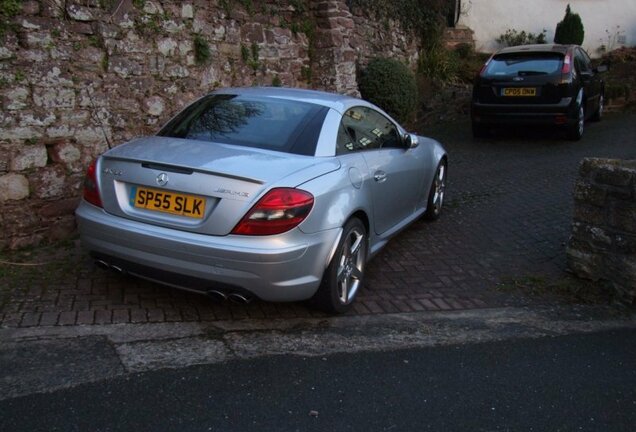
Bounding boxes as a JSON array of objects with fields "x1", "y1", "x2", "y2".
[
  {"x1": 591, "y1": 93, "x2": 604, "y2": 122},
  {"x1": 423, "y1": 160, "x2": 447, "y2": 221},
  {"x1": 472, "y1": 122, "x2": 489, "y2": 139},
  {"x1": 567, "y1": 104, "x2": 585, "y2": 141},
  {"x1": 311, "y1": 218, "x2": 367, "y2": 314}
]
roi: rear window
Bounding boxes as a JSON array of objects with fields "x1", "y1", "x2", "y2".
[
  {"x1": 484, "y1": 52, "x2": 563, "y2": 77},
  {"x1": 158, "y1": 94, "x2": 329, "y2": 156}
]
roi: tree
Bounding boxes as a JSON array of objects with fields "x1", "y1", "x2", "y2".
[{"x1": 554, "y1": 4, "x2": 585, "y2": 45}]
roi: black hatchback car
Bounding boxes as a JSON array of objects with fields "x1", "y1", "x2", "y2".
[{"x1": 471, "y1": 44, "x2": 608, "y2": 140}]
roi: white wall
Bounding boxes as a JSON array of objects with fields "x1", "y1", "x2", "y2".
[{"x1": 458, "y1": 0, "x2": 636, "y2": 57}]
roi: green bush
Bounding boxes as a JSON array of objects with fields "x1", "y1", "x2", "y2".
[
  {"x1": 359, "y1": 58, "x2": 418, "y2": 123},
  {"x1": 193, "y1": 35, "x2": 211, "y2": 65},
  {"x1": 240, "y1": 44, "x2": 250, "y2": 63},
  {"x1": 554, "y1": 4, "x2": 584, "y2": 45},
  {"x1": 496, "y1": 29, "x2": 547, "y2": 47},
  {"x1": 454, "y1": 43, "x2": 474, "y2": 60},
  {"x1": 0, "y1": 0, "x2": 20, "y2": 16},
  {"x1": 455, "y1": 52, "x2": 490, "y2": 84},
  {"x1": 0, "y1": 0, "x2": 21, "y2": 38},
  {"x1": 418, "y1": 43, "x2": 459, "y2": 84}
]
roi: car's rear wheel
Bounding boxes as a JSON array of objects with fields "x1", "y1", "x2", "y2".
[
  {"x1": 567, "y1": 104, "x2": 585, "y2": 141},
  {"x1": 591, "y1": 93, "x2": 604, "y2": 122},
  {"x1": 424, "y1": 160, "x2": 447, "y2": 221},
  {"x1": 311, "y1": 218, "x2": 367, "y2": 314}
]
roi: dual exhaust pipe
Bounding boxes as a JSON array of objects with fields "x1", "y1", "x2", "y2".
[
  {"x1": 95, "y1": 259, "x2": 125, "y2": 274},
  {"x1": 94, "y1": 259, "x2": 252, "y2": 305},
  {"x1": 206, "y1": 290, "x2": 252, "y2": 304}
]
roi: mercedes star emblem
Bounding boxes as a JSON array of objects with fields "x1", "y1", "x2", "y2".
[{"x1": 156, "y1": 172, "x2": 169, "y2": 186}]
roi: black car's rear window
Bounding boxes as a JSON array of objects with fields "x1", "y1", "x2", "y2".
[
  {"x1": 158, "y1": 94, "x2": 329, "y2": 156},
  {"x1": 484, "y1": 52, "x2": 564, "y2": 77}
]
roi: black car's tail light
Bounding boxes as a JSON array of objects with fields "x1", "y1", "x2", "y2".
[
  {"x1": 83, "y1": 159, "x2": 103, "y2": 208},
  {"x1": 232, "y1": 188, "x2": 314, "y2": 236},
  {"x1": 478, "y1": 55, "x2": 494, "y2": 77},
  {"x1": 560, "y1": 52, "x2": 573, "y2": 84},
  {"x1": 561, "y1": 52, "x2": 572, "y2": 74}
]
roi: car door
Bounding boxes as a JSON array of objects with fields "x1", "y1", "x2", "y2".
[
  {"x1": 575, "y1": 48, "x2": 601, "y2": 116},
  {"x1": 338, "y1": 106, "x2": 423, "y2": 235}
]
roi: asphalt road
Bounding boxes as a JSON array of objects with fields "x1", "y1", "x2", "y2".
[{"x1": 2, "y1": 328, "x2": 635, "y2": 432}]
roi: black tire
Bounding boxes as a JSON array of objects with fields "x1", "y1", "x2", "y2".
[
  {"x1": 311, "y1": 218, "x2": 367, "y2": 314},
  {"x1": 591, "y1": 93, "x2": 604, "y2": 122},
  {"x1": 423, "y1": 160, "x2": 447, "y2": 221},
  {"x1": 567, "y1": 104, "x2": 585, "y2": 141},
  {"x1": 472, "y1": 122, "x2": 489, "y2": 139}
]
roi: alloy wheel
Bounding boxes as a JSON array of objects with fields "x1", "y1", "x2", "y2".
[
  {"x1": 577, "y1": 105, "x2": 584, "y2": 137},
  {"x1": 592, "y1": 94, "x2": 604, "y2": 122},
  {"x1": 432, "y1": 164, "x2": 446, "y2": 216},
  {"x1": 336, "y1": 227, "x2": 365, "y2": 304}
]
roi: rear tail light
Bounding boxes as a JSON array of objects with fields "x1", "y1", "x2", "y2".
[
  {"x1": 560, "y1": 53, "x2": 573, "y2": 84},
  {"x1": 82, "y1": 159, "x2": 103, "y2": 208},
  {"x1": 478, "y1": 55, "x2": 493, "y2": 77},
  {"x1": 231, "y1": 188, "x2": 314, "y2": 236},
  {"x1": 561, "y1": 52, "x2": 572, "y2": 74}
]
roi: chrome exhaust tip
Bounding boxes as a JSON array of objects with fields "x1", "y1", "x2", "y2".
[
  {"x1": 206, "y1": 290, "x2": 228, "y2": 302},
  {"x1": 110, "y1": 265, "x2": 125, "y2": 274},
  {"x1": 95, "y1": 260, "x2": 110, "y2": 270},
  {"x1": 228, "y1": 293, "x2": 252, "y2": 304}
]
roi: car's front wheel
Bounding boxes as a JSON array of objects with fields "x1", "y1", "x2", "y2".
[
  {"x1": 567, "y1": 104, "x2": 585, "y2": 141},
  {"x1": 591, "y1": 93, "x2": 604, "y2": 122},
  {"x1": 312, "y1": 218, "x2": 367, "y2": 314}
]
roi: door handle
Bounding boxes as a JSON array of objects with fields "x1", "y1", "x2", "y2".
[{"x1": 374, "y1": 171, "x2": 387, "y2": 182}]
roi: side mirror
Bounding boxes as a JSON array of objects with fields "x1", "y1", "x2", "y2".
[
  {"x1": 595, "y1": 61, "x2": 610, "y2": 73},
  {"x1": 404, "y1": 133, "x2": 419, "y2": 149}
]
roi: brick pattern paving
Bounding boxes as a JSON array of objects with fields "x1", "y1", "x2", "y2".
[{"x1": 2, "y1": 115, "x2": 635, "y2": 327}]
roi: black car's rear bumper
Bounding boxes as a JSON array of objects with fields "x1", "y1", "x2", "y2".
[{"x1": 471, "y1": 97, "x2": 576, "y2": 126}]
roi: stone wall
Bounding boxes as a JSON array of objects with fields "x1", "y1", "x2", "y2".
[
  {"x1": 566, "y1": 158, "x2": 636, "y2": 305},
  {"x1": 0, "y1": 0, "x2": 421, "y2": 250},
  {"x1": 442, "y1": 26, "x2": 473, "y2": 49},
  {"x1": 349, "y1": 6, "x2": 419, "y2": 71}
]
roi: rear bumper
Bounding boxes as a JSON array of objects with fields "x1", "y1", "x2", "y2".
[
  {"x1": 76, "y1": 201, "x2": 342, "y2": 302},
  {"x1": 471, "y1": 97, "x2": 576, "y2": 126}
]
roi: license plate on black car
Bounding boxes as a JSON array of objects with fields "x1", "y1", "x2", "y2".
[{"x1": 502, "y1": 88, "x2": 537, "y2": 97}]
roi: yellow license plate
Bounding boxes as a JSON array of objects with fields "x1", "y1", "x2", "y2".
[
  {"x1": 503, "y1": 87, "x2": 536, "y2": 97},
  {"x1": 131, "y1": 186, "x2": 205, "y2": 219}
]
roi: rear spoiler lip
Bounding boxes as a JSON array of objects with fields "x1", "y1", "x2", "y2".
[{"x1": 102, "y1": 156, "x2": 266, "y2": 185}]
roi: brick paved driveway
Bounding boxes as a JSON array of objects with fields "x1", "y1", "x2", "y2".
[{"x1": 2, "y1": 114, "x2": 635, "y2": 327}]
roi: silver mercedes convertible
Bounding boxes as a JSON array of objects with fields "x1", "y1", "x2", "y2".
[{"x1": 76, "y1": 87, "x2": 447, "y2": 313}]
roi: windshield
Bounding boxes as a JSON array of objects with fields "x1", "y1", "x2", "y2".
[
  {"x1": 158, "y1": 94, "x2": 329, "y2": 156},
  {"x1": 485, "y1": 52, "x2": 563, "y2": 77}
]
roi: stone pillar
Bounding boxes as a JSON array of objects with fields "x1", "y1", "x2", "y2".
[
  {"x1": 566, "y1": 158, "x2": 636, "y2": 304},
  {"x1": 310, "y1": 0, "x2": 359, "y2": 96}
]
